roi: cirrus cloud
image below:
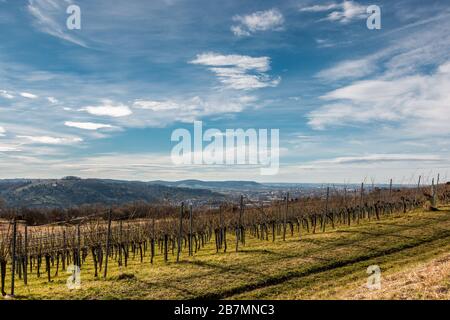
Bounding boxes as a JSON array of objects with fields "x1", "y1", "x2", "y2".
[
  {"x1": 20, "y1": 92, "x2": 39, "y2": 99},
  {"x1": 64, "y1": 121, "x2": 114, "y2": 130},
  {"x1": 81, "y1": 100, "x2": 132, "y2": 117},
  {"x1": 299, "y1": 1, "x2": 367, "y2": 24},
  {"x1": 231, "y1": 8, "x2": 284, "y2": 37},
  {"x1": 308, "y1": 61, "x2": 450, "y2": 135},
  {"x1": 17, "y1": 135, "x2": 83, "y2": 145},
  {"x1": 190, "y1": 52, "x2": 280, "y2": 90}
]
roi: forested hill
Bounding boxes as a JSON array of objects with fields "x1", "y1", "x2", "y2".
[{"x1": 0, "y1": 177, "x2": 223, "y2": 208}]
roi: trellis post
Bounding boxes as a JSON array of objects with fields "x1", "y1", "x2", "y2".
[
  {"x1": 283, "y1": 193, "x2": 288, "y2": 241},
  {"x1": 104, "y1": 209, "x2": 112, "y2": 278},
  {"x1": 77, "y1": 224, "x2": 81, "y2": 268},
  {"x1": 11, "y1": 218, "x2": 17, "y2": 296},
  {"x1": 322, "y1": 187, "x2": 329, "y2": 232},
  {"x1": 24, "y1": 224, "x2": 28, "y2": 285},
  {"x1": 389, "y1": 179, "x2": 393, "y2": 201},
  {"x1": 189, "y1": 204, "x2": 193, "y2": 256},
  {"x1": 177, "y1": 202, "x2": 184, "y2": 262}
]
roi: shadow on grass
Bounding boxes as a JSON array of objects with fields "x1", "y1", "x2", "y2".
[{"x1": 193, "y1": 229, "x2": 450, "y2": 300}]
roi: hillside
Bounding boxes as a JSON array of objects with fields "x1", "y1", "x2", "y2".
[
  {"x1": 11, "y1": 206, "x2": 450, "y2": 300},
  {"x1": 0, "y1": 178, "x2": 224, "y2": 208}
]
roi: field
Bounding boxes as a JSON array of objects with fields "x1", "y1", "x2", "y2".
[{"x1": 6, "y1": 205, "x2": 450, "y2": 300}]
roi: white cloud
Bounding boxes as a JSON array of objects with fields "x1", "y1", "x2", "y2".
[
  {"x1": 27, "y1": 0, "x2": 87, "y2": 47},
  {"x1": 316, "y1": 58, "x2": 375, "y2": 81},
  {"x1": 316, "y1": 10, "x2": 450, "y2": 81},
  {"x1": 308, "y1": 61, "x2": 450, "y2": 134},
  {"x1": 82, "y1": 100, "x2": 132, "y2": 117},
  {"x1": 64, "y1": 121, "x2": 114, "y2": 130},
  {"x1": 133, "y1": 100, "x2": 180, "y2": 111},
  {"x1": 0, "y1": 90, "x2": 14, "y2": 99},
  {"x1": 17, "y1": 135, "x2": 83, "y2": 145},
  {"x1": 300, "y1": 1, "x2": 367, "y2": 24},
  {"x1": 315, "y1": 38, "x2": 335, "y2": 48},
  {"x1": 231, "y1": 9, "x2": 284, "y2": 37},
  {"x1": 317, "y1": 154, "x2": 443, "y2": 164},
  {"x1": 190, "y1": 52, "x2": 271, "y2": 71},
  {"x1": 20, "y1": 92, "x2": 39, "y2": 99},
  {"x1": 0, "y1": 126, "x2": 5, "y2": 136},
  {"x1": 0, "y1": 145, "x2": 21, "y2": 152},
  {"x1": 326, "y1": 1, "x2": 366, "y2": 23},
  {"x1": 131, "y1": 95, "x2": 257, "y2": 125},
  {"x1": 299, "y1": 3, "x2": 340, "y2": 12},
  {"x1": 190, "y1": 52, "x2": 280, "y2": 90},
  {"x1": 47, "y1": 96, "x2": 58, "y2": 103}
]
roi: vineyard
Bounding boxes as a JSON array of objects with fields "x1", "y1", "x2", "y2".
[{"x1": 0, "y1": 179, "x2": 449, "y2": 298}]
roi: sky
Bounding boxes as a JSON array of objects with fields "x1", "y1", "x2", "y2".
[{"x1": 0, "y1": 0, "x2": 449, "y2": 184}]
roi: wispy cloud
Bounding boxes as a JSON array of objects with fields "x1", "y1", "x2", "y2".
[
  {"x1": 64, "y1": 121, "x2": 114, "y2": 130},
  {"x1": 317, "y1": 154, "x2": 443, "y2": 164},
  {"x1": 315, "y1": 38, "x2": 335, "y2": 48},
  {"x1": 316, "y1": 12, "x2": 450, "y2": 81},
  {"x1": 299, "y1": 3, "x2": 340, "y2": 13},
  {"x1": 231, "y1": 8, "x2": 284, "y2": 37},
  {"x1": 0, "y1": 145, "x2": 22, "y2": 152},
  {"x1": 299, "y1": 1, "x2": 367, "y2": 24},
  {"x1": 0, "y1": 90, "x2": 14, "y2": 99},
  {"x1": 131, "y1": 95, "x2": 257, "y2": 125},
  {"x1": 27, "y1": 0, "x2": 87, "y2": 47},
  {"x1": 47, "y1": 96, "x2": 58, "y2": 104},
  {"x1": 20, "y1": 92, "x2": 39, "y2": 99},
  {"x1": 17, "y1": 135, "x2": 83, "y2": 145},
  {"x1": 316, "y1": 58, "x2": 376, "y2": 81},
  {"x1": 190, "y1": 52, "x2": 280, "y2": 90},
  {"x1": 81, "y1": 100, "x2": 133, "y2": 117},
  {"x1": 309, "y1": 61, "x2": 450, "y2": 135}
]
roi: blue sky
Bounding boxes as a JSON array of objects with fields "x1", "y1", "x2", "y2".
[{"x1": 0, "y1": 0, "x2": 449, "y2": 183}]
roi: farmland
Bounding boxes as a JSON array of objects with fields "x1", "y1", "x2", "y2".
[
  {"x1": 0, "y1": 182, "x2": 449, "y2": 300},
  {"x1": 2, "y1": 205, "x2": 449, "y2": 300}
]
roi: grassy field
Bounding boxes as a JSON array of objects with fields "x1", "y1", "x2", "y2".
[{"x1": 5, "y1": 206, "x2": 450, "y2": 300}]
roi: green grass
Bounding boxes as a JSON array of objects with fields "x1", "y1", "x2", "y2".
[{"x1": 5, "y1": 206, "x2": 450, "y2": 300}]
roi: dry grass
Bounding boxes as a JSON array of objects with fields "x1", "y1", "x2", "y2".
[{"x1": 339, "y1": 254, "x2": 450, "y2": 299}]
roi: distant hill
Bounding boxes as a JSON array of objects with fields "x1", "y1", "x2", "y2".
[
  {"x1": 0, "y1": 178, "x2": 224, "y2": 208},
  {"x1": 149, "y1": 179, "x2": 264, "y2": 191}
]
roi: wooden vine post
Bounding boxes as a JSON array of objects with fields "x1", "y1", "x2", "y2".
[
  {"x1": 416, "y1": 175, "x2": 421, "y2": 202},
  {"x1": 219, "y1": 205, "x2": 225, "y2": 251},
  {"x1": 150, "y1": 218, "x2": 155, "y2": 264},
  {"x1": 436, "y1": 173, "x2": 440, "y2": 207},
  {"x1": 358, "y1": 183, "x2": 364, "y2": 224},
  {"x1": 104, "y1": 209, "x2": 112, "y2": 278},
  {"x1": 283, "y1": 193, "x2": 288, "y2": 241},
  {"x1": 10, "y1": 218, "x2": 17, "y2": 296},
  {"x1": 322, "y1": 186, "x2": 329, "y2": 232},
  {"x1": 431, "y1": 178, "x2": 436, "y2": 208},
  {"x1": 177, "y1": 202, "x2": 184, "y2": 262},
  {"x1": 189, "y1": 204, "x2": 193, "y2": 256},
  {"x1": 24, "y1": 224, "x2": 28, "y2": 285},
  {"x1": 236, "y1": 195, "x2": 244, "y2": 252},
  {"x1": 77, "y1": 224, "x2": 81, "y2": 268},
  {"x1": 118, "y1": 220, "x2": 123, "y2": 267},
  {"x1": 389, "y1": 178, "x2": 393, "y2": 201}
]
